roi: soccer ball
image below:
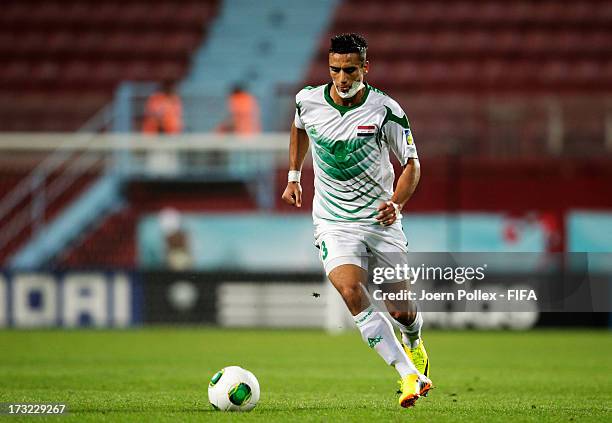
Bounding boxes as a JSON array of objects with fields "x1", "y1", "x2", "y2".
[{"x1": 208, "y1": 366, "x2": 260, "y2": 411}]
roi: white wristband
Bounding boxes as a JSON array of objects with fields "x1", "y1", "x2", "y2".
[{"x1": 288, "y1": 170, "x2": 301, "y2": 183}]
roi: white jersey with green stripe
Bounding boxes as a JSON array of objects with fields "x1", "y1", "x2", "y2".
[{"x1": 294, "y1": 83, "x2": 418, "y2": 226}]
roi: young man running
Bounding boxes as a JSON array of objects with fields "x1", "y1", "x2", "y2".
[{"x1": 281, "y1": 33, "x2": 431, "y2": 407}]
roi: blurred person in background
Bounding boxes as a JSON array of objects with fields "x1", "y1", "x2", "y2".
[
  {"x1": 142, "y1": 80, "x2": 183, "y2": 134},
  {"x1": 159, "y1": 208, "x2": 193, "y2": 270},
  {"x1": 142, "y1": 80, "x2": 183, "y2": 173},
  {"x1": 216, "y1": 84, "x2": 261, "y2": 135}
]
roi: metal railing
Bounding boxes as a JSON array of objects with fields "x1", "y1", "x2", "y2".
[
  {"x1": 0, "y1": 105, "x2": 115, "y2": 260},
  {"x1": 0, "y1": 131, "x2": 289, "y2": 262}
]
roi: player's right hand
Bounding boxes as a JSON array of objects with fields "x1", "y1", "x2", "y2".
[{"x1": 282, "y1": 182, "x2": 302, "y2": 207}]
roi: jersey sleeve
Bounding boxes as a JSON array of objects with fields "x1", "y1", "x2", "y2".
[
  {"x1": 381, "y1": 100, "x2": 418, "y2": 166},
  {"x1": 294, "y1": 91, "x2": 306, "y2": 129}
]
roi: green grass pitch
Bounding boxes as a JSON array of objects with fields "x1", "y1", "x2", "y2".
[{"x1": 0, "y1": 328, "x2": 610, "y2": 422}]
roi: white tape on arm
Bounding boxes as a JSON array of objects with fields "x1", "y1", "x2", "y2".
[{"x1": 288, "y1": 170, "x2": 301, "y2": 183}]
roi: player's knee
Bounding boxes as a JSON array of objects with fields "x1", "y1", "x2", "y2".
[
  {"x1": 338, "y1": 283, "x2": 360, "y2": 301},
  {"x1": 337, "y1": 284, "x2": 364, "y2": 312}
]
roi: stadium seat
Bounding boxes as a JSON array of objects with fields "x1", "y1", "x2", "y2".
[
  {"x1": 306, "y1": 0, "x2": 612, "y2": 157},
  {"x1": 0, "y1": 0, "x2": 219, "y2": 131}
]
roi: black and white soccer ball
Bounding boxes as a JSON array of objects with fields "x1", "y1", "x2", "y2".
[{"x1": 208, "y1": 366, "x2": 260, "y2": 411}]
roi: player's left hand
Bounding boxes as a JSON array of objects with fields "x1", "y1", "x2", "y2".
[{"x1": 376, "y1": 201, "x2": 401, "y2": 226}]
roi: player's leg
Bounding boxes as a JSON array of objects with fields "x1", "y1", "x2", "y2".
[
  {"x1": 318, "y1": 228, "x2": 430, "y2": 407},
  {"x1": 379, "y1": 287, "x2": 432, "y2": 406},
  {"x1": 392, "y1": 310, "x2": 423, "y2": 349},
  {"x1": 364, "y1": 224, "x2": 431, "y2": 381},
  {"x1": 381, "y1": 284, "x2": 421, "y2": 346},
  {"x1": 327, "y1": 263, "x2": 419, "y2": 380},
  {"x1": 384, "y1": 294, "x2": 429, "y2": 379}
]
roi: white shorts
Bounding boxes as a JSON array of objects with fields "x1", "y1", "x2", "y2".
[{"x1": 314, "y1": 221, "x2": 409, "y2": 276}]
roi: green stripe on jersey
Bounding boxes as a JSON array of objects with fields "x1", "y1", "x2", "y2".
[
  {"x1": 311, "y1": 134, "x2": 378, "y2": 181},
  {"x1": 313, "y1": 149, "x2": 375, "y2": 181},
  {"x1": 317, "y1": 175, "x2": 381, "y2": 203},
  {"x1": 319, "y1": 188, "x2": 380, "y2": 214},
  {"x1": 318, "y1": 198, "x2": 379, "y2": 221},
  {"x1": 382, "y1": 105, "x2": 409, "y2": 129}
]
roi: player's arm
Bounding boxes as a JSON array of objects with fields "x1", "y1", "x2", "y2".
[
  {"x1": 376, "y1": 159, "x2": 420, "y2": 226},
  {"x1": 377, "y1": 102, "x2": 420, "y2": 226},
  {"x1": 281, "y1": 122, "x2": 310, "y2": 207},
  {"x1": 393, "y1": 158, "x2": 420, "y2": 208}
]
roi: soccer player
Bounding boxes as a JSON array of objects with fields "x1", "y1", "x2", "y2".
[{"x1": 281, "y1": 33, "x2": 431, "y2": 408}]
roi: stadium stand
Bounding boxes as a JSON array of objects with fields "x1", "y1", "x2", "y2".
[
  {"x1": 0, "y1": 164, "x2": 100, "y2": 265},
  {"x1": 0, "y1": 1, "x2": 219, "y2": 265},
  {"x1": 311, "y1": 0, "x2": 612, "y2": 92},
  {"x1": 305, "y1": 0, "x2": 612, "y2": 155},
  {"x1": 182, "y1": 0, "x2": 336, "y2": 131},
  {"x1": 0, "y1": 0, "x2": 219, "y2": 131},
  {"x1": 2, "y1": 0, "x2": 611, "y2": 269}
]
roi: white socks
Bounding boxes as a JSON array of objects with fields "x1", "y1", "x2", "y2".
[
  {"x1": 394, "y1": 311, "x2": 423, "y2": 349},
  {"x1": 354, "y1": 306, "x2": 418, "y2": 378}
]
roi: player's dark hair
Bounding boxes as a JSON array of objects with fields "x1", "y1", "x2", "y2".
[{"x1": 329, "y1": 33, "x2": 367, "y2": 65}]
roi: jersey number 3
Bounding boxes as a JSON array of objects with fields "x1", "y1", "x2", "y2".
[{"x1": 321, "y1": 241, "x2": 328, "y2": 260}]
